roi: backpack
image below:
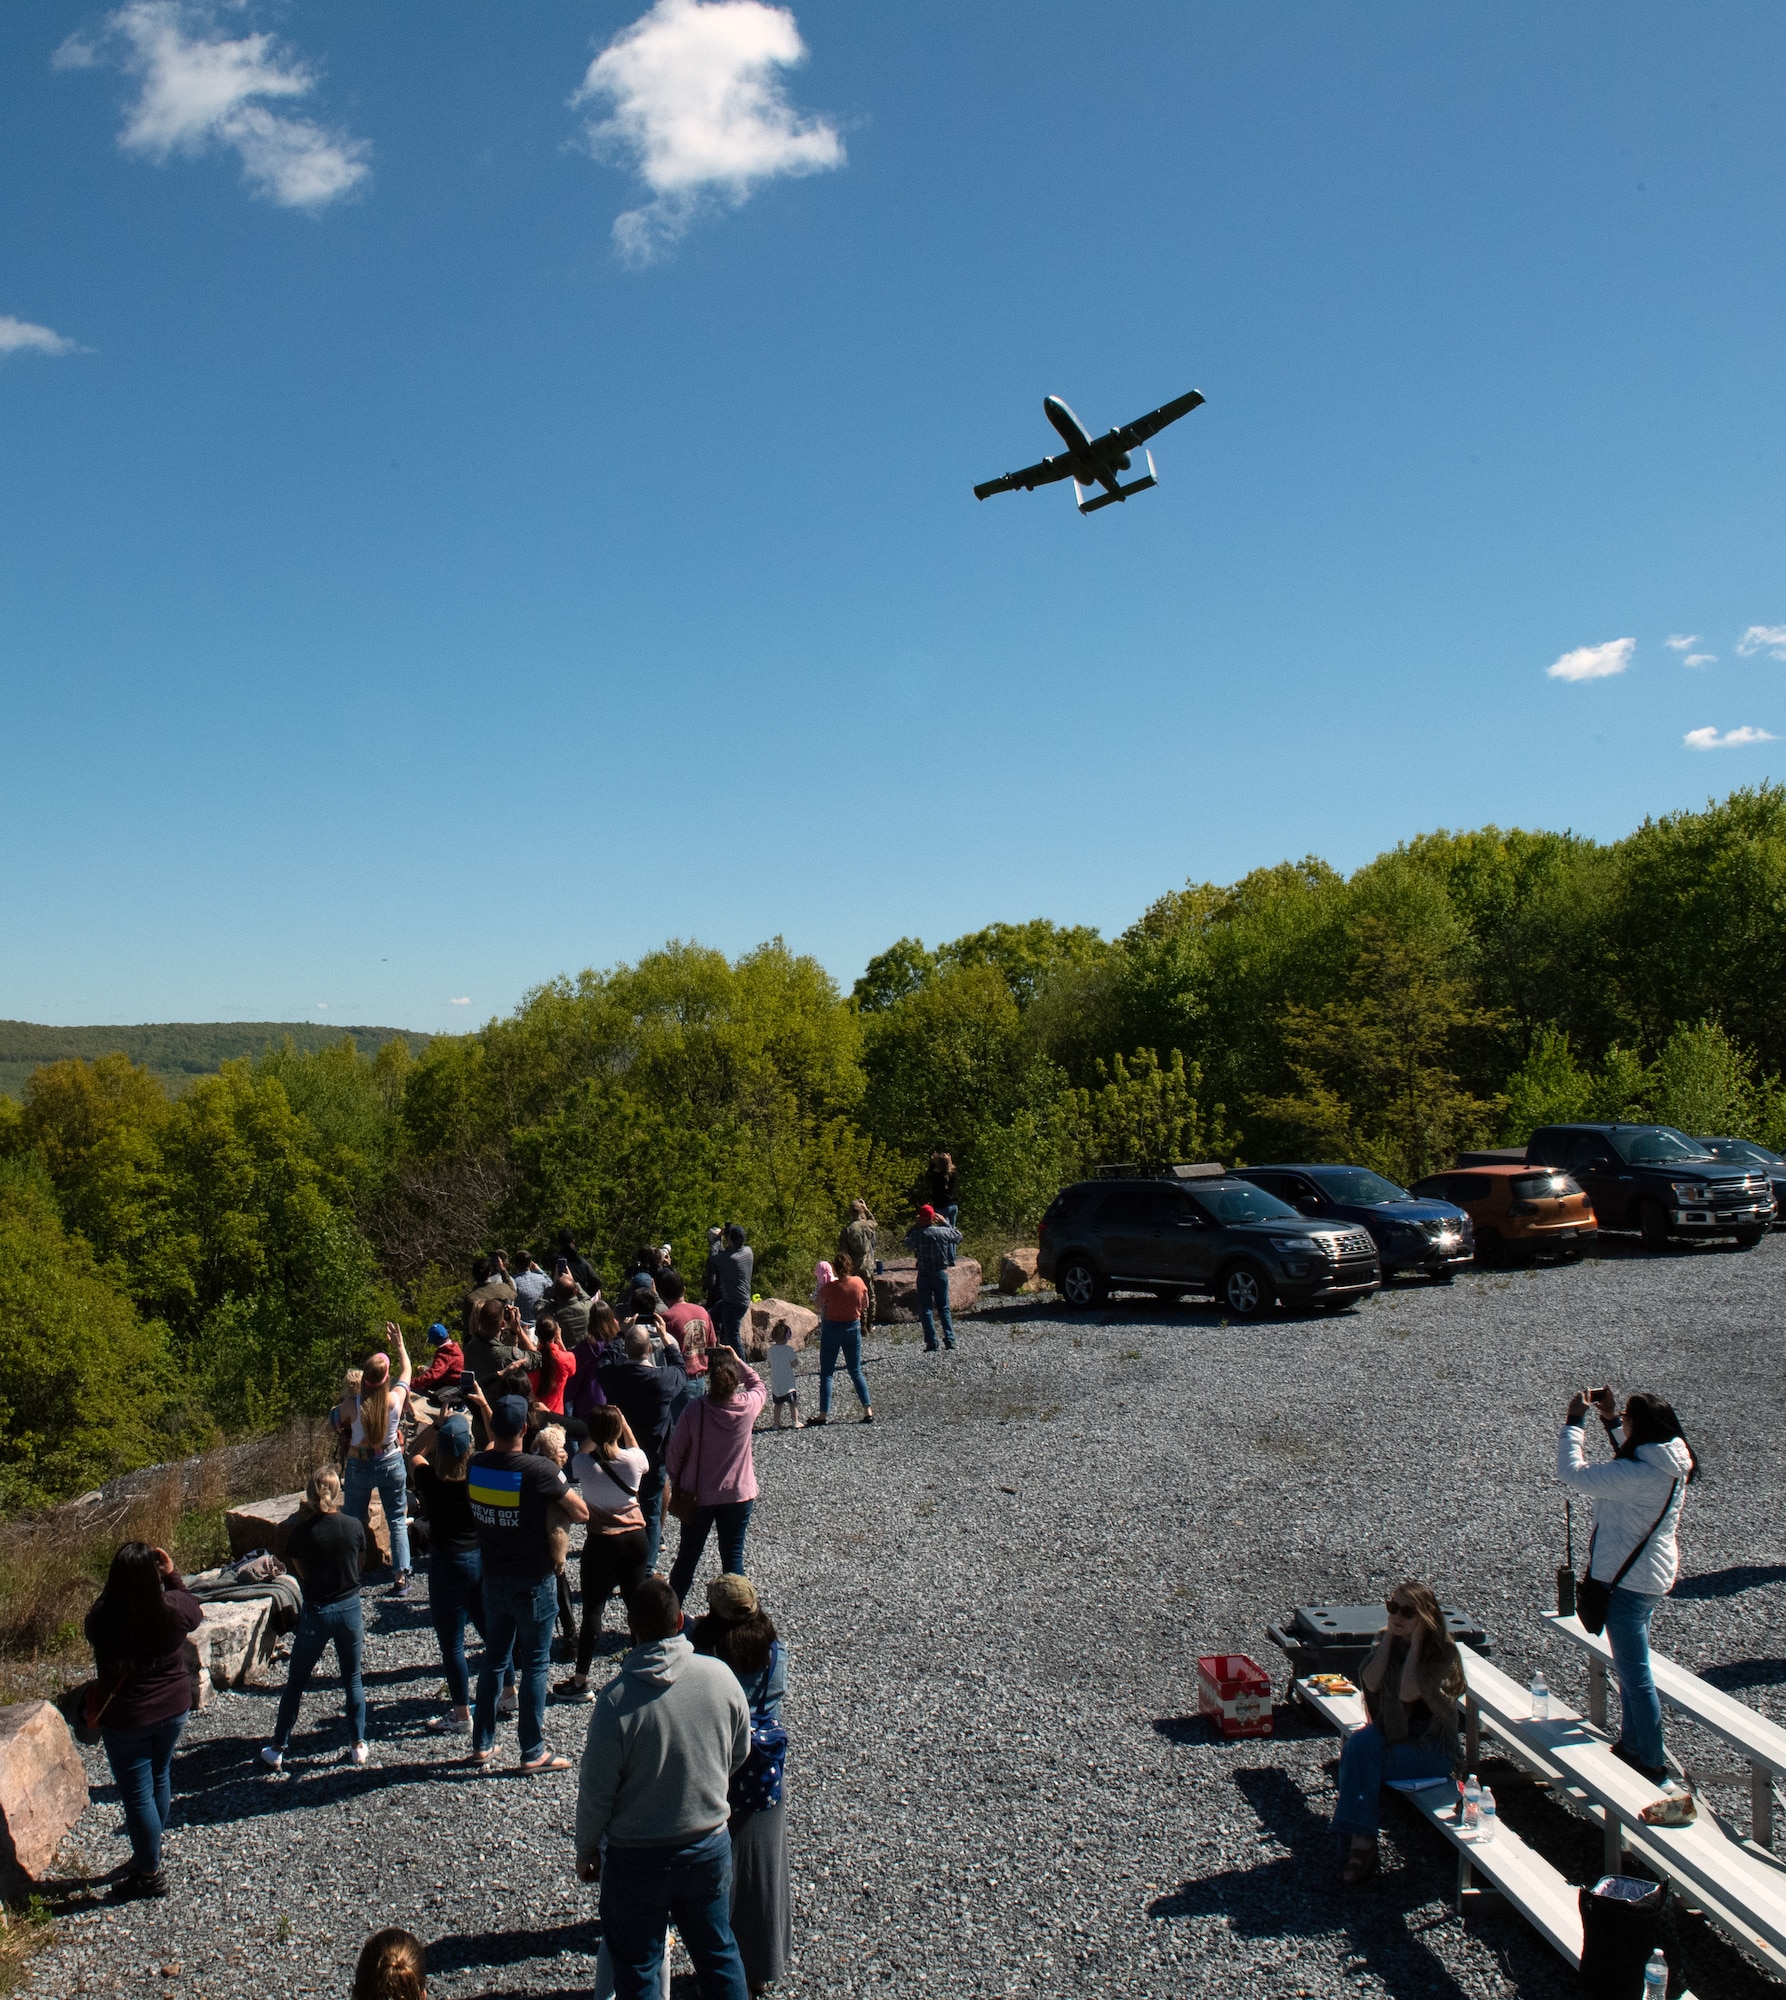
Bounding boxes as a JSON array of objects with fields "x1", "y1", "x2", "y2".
[{"x1": 728, "y1": 1641, "x2": 788, "y2": 1815}]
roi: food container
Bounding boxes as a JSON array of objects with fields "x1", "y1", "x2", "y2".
[{"x1": 1197, "y1": 1653, "x2": 1273, "y2": 1739}]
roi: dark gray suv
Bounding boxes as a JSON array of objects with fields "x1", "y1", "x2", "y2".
[{"x1": 1036, "y1": 1165, "x2": 1382, "y2": 1318}]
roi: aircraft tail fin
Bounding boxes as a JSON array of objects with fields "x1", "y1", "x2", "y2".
[{"x1": 1075, "y1": 451, "x2": 1157, "y2": 515}]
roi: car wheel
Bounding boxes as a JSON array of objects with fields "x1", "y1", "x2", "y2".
[
  {"x1": 1056, "y1": 1258, "x2": 1105, "y2": 1307},
  {"x1": 1733, "y1": 1228, "x2": 1765, "y2": 1250},
  {"x1": 1218, "y1": 1262, "x2": 1273, "y2": 1318},
  {"x1": 1638, "y1": 1201, "x2": 1672, "y2": 1253}
]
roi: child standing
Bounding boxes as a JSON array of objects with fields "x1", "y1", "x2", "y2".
[{"x1": 767, "y1": 1321, "x2": 801, "y2": 1429}]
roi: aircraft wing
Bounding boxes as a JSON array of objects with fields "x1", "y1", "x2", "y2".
[
  {"x1": 1096, "y1": 388, "x2": 1205, "y2": 455},
  {"x1": 973, "y1": 454, "x2": 1077, "y2": 500}
]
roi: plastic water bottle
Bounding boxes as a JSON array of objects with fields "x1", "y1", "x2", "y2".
[
  {"x1": 1463, "y1": 1773, "x2": 1481, "y2": 1837},
  {"x1": 1530, "y1": 1669, "x2": 1549, "y2": 1720},
  {"x1": 1643, "y1": 1947, "x2": 1667, "y2": 2000},
  {"x1": 1478, "y1": 1787, "x2": 1497, "y2": 1843}
]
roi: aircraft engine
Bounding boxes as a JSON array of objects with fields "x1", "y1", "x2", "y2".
[{"x1": 1115, "y1": 451, "x2": 1132, "y2": 471}]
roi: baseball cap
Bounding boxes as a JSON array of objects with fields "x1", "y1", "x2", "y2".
[
  {"x1": 426, "y1": 1322, "x2": 452, "y2": 1346},
  {"x1": 438, "y1": 1412, "x2": 472, "y2": 1452},
  {"x1": 491, "y1": 1394, "x2": 529, "y2": 1439}
]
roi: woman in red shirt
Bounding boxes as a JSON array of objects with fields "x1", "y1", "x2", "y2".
[
  {"x1": 534, "y1": 1316, "x2": 576, "y2": 1415},
  {"x1": 809, "y1": 1251, "x2": 873, "y2": 1426}
]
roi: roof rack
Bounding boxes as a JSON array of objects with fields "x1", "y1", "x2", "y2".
[{"x1": 1092, "y1": 1161, "x2": 1228, "y2": 1181}]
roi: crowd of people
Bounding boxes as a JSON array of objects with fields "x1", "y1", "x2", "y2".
[{"x1": 80, "y1": 1195, "x2": 958, "y2": 1997}]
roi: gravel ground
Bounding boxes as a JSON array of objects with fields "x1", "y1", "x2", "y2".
[{"x1": 28, "y1": 1236, "x2": 1786, "y2": 2000}]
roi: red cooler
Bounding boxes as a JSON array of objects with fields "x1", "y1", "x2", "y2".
[{"x1": 1197, "y1": 1653, "x2": 1273, "y2": 1739}]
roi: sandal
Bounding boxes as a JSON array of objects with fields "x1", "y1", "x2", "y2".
[
  {"x1": 466, "y1": 1748, "x2": 495, "y2": 1768},
  {"x1": 517, "y1": 1752, "x2": 572, "y2": 1775},
  {"x1": 1340, "y1": 1841, "x2": 1379, "y2": 1887}
]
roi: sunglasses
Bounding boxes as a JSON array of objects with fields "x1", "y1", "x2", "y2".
[{"x1": 1385, "y1": 1599, "x2": 1416, "y2": 1616}]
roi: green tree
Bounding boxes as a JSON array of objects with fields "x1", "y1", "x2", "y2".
[
  {"x1": 1648, "y1": 1020, "x2": 1767, "y2": 1139},
  {"x1": 0, "y1": 1162, "x2": 173, "y2": 1508},
  {"x1": 1254, "y1": 920, "x2": 1505, "y2": 1184},
  {"x1": 1059, "y1": 1049, "x2": 1233, "y2": 1173}
]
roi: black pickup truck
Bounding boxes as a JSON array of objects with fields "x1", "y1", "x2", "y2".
[{"x1": 1524, "y1": 1123, "x2": 1776, "y2": 1250}]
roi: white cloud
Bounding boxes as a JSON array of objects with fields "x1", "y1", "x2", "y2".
[
  {"x1": 0, "y1": 315, "x2": 77, "y2": 358},
  {"x1": 1736, "y1": 624, "x2": 1786, "y2": 661},
  {"x1": 1684, "y1": 653, "x2": 1715, "y2": 669},
  {"x1": 572, "y1": 0, "x2": 843, "y2": 265},
  {"x1": 1546, "y1": 637, "x2": 1635, "y2": 683},
  {"x1": 1684, "y1": 725, "x2": 1776, "y2": 750},
  {"x1": 60, "y1": 2, "x2": 370, "y2": 212},
  {"x1": 1665, "y1": 634, "x2": 1698, "y2": 652},
  {"x1": 449, "y1": 997, "x2": 471, "y2": 1006}
]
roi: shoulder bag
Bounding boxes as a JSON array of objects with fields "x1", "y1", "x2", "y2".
[
  {"x1": 1577, "y1": 1479, "x2": 1679, "y2": 1636},
  {"x1": 666, "y1": 1404, "x2": 706, "y2": 1526},
  {"x1": 59, "y1": 1670, "x2": 129, "y2": 1747}
]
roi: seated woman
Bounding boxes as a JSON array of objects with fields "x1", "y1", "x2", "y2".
[{"x1": 1331, "y1": 1580, "x2": 1463, "y2": 1885}]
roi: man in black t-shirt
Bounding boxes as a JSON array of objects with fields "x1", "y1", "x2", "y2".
[{"x1": 467, "y1": 1392, "x2": 588, "y2": 1771}]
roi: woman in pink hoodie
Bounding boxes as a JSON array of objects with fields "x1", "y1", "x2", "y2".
[{"x1": 665, "y1": 1348, "x2": 767, "y2": 1602}]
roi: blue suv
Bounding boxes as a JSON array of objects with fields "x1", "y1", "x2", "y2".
[{"x1": 1232, "y1": 1164, "x2": 1474, "y2": 1280}]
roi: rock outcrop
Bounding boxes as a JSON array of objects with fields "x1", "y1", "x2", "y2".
[
  {"x1": 226, "y1": 1487, "x2": 389, "y2": 1569},
  {"x1": 998, "y1": 1248, "x2": 1042, "y2": 1293},
  {"x1": 871, "y1": 1258, "x2": 982, "y2": 1323},
  {"x1": 746, "y1": 1300, "x2": 819, "y2": 1358},
  {"x1": 0, "y1": 1701, "x2": 88, "y2": 1885}
]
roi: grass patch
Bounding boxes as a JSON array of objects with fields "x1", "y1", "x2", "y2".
[{"x1": 0, "y1": 1897, "x2": 54, "y2": 1997}]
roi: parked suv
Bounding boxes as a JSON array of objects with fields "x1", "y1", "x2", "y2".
[
  {"x1": 1231, "y1": 1165, "x2": 1474, "y2": 1280},
  {"x1": 1692, "y1": 1136, "x2": 1786, "y2": 1227},
  {"x1": 1409, "y1": 1164, "x2": 1596, "y2": 1264},
  {"x1": 1036, "y1": 1164, "x2": 1382, "y2": 1319},
  {"x1": 1525, "y1": 1124, "x2": 1775, "y2": 1250}
]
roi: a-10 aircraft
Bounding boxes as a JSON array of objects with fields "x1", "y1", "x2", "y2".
[{"x1": 973, "y1": 388, "x2": 1205, "y2": 516}]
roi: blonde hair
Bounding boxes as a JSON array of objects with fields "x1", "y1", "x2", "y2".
[
  {"x1": 535, "y1": 1424, "x2": 566, "y2": 1464},
  {"x1": 343, "y1": 1367, "x2": 363, "y2": 1396},
  {"x1": 357, "y1": 1351, "x2": 392, "y2": 1454},
  {"x1": 307, "y1": 1468, "x2": 343, "y2": 1515},
  {"x1": 352, "y1": 1927, "x2": 426, "y2": 2000}
]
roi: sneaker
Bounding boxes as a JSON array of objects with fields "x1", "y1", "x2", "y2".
[
  {"x1": 426, "y1": 1713, "x2": 469, "y2": 1735},
  {"x1": 258, "y1": 1745, "x2": 284, "y2": 1772},
  {"x1": 553, "y1": 1677, "x2": 595, "y2": 1702},
  {"x1": 109, "y1": 1868, "x2": 168, "y2": 1903},
  {"x1": 861, "y1": 1410, "x2": 875, "y2": 1424},
  {"x1": 805, "y1": 1413, "x2": 826, "y2": 1427},
  {"x1": 1610, "y1": 1739, "x2": 1668, "y2": 1784},
  {"x1": 944, "y1": 1340, "x2": 956, "y2": 1350},
  {"x1": 348, "y1": 1742, "x2": 370, "y2": 1767},
  {"x1": 388, "y1": 1572, "x2": 413, "y2": 1599},
  {"x1": 923, "y1": 1343, "x2": 940, "y2": 1354},
  {"x1": 496, "y1": 1687, "x2": 519, "y2": 1719}
]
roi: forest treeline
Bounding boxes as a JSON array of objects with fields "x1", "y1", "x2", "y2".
[{"x1": 4, "y1": 784, "x2": 1786, "y2": 1509}]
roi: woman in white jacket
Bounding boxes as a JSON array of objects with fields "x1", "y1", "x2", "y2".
[{"x1": 1558, "y1": 1387, "x2": 1699, "y2": 1782}]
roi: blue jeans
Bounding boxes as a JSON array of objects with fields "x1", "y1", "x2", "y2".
[
  {"x1": 1605, "y1": 1585, "x2": 1666, "y2": 1770},
  {"x1": 668, "y1": 1499, "x2": 754, "y2": 1604},
  {"x1": 428, "y1": 1547, "x2": 487, "y2": 1709},
  {"x1": 343, "y1": 1450, "x2": 411, "y2": 1574},
  {"x1": 1332, "y1": 1723, "x2": 1453, "y2": 1836},
  {"x1": 474, "y1": 1569, "x2": 555, "y2": 1760},
  {"x1": 639, "y1": 1466, "x2": 666, "y2": 1575},
  {"x1": 601, "y1": 1825, "x2": 747, "y2": 2000},
  {"x1": 917, "y1": 1269, "x2": 954, "y2": 1348},
  {"x1": 273, "y1": 1594, "x2": 367, "y2": 1750},
  {"x1": 101, "y1": 1714, "x2": 186, "y2": 1874},
  {"x1": 712, "y1": 1302, "x2": 748, "y2": 1357},
  {"x1": 819, "y1": 1320, "x2": 871, "y2": 1414}
]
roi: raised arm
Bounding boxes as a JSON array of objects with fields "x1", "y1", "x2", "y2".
[{"x1": 388, "y1": 1322, "x2": 413, "y2": 1389}]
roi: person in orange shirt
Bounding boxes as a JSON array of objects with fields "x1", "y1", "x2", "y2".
[{"x1": 807, "y1": 1252, "x2": 873, "y2": 1426}]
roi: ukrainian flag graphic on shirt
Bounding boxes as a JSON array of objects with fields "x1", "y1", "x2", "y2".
[{"x1": 469, "y1": 1461, "x2": 523, "y2": 1524}]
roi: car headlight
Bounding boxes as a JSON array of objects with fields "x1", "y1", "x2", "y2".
[
  {"x1": 1270, "y1": 1236, "x2": 1321, "y2": 1254},
  {"x1": 1671, "y1": 1181, "x2": 1707, "y2": 1202}
]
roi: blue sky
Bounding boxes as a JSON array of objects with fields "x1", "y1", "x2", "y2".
[{"x1": 3, "y1": 1, "x2": 1784, "y2": 1032}]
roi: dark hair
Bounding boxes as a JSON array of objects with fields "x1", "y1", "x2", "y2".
[
  {"x1": 724, "y1": 1223, "x2": 746, "y2": 1249},
  {"x1": 538, "y1": 1315, "x2": 564, "y2": 1347},
  {"x1": 353, "y1": 1927, "x2": 426, "y2": 2000},
  {"x1": 658, "y1": 1268, "x2": 686, "y2": 1304},
  {"x1": 631, "y1": 1576, "x2": 682, "y2": 1642},
  {"x1": 589, "y1": 1302, "x2": 620, "y2": 1343},
  {"x1": 471, "y1": 1255, "x2": 490, "y2": 1283},
  {"x1": 88, "y1": 1542, "x2": 185, "y2": 1673},
  {"x1": 693, "y1": 1605, "x2": 778, "y2": 1677},
  {"x1": 708, "y1": 1350, "x2": 744, "y2": 1400},
  {"x1": 1618, "y1": 1394, "x2": 1700, "y2": 1481},
  {"x1": 558, "y1": 1228, "x2": 578, "y2": 1250}
]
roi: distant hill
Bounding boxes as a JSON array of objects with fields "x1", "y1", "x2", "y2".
[{"x1": 0, "y1": 1020, "x2": 434, "y2": 1101}]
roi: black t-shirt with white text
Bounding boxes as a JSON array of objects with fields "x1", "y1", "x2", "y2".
[{"x1": 468, "y1": 1448, "x2": 571, "y2": 1577}]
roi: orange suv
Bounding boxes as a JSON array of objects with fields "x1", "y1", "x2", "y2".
[{"x1": 1409, "y1": 1165, "x2": 1597, "y2": 1264}]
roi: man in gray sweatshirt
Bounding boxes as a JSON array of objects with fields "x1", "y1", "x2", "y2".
[{"x1": 575, "y1": 1578, "x2": 751, "y2": 2000}]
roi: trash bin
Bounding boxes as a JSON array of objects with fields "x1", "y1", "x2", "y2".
[{"x1": 1578, "y1": 1875, "x2": 1665, "y2": 1998}]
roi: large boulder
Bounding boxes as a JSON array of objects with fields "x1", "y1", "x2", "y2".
[
  {"x1": 999, "y1": 1248, "x2": 1041, "y2": 1293},
  {"x1": 746, "y1": 1300, "x2": 818, "y2": 1359},
  {"x1": 0, "y1": 1702, "x2": 88, "y2": 1885},
  {"x1": 190, "y1": 1597, "x2": 275, "y2": 1690},
  {"x1": 226, "y1": 1489, "x2": 390, "y2": 1570},
  {"x1": 872, "y1": 1258, "x2": 982, "y2": 1324}
]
